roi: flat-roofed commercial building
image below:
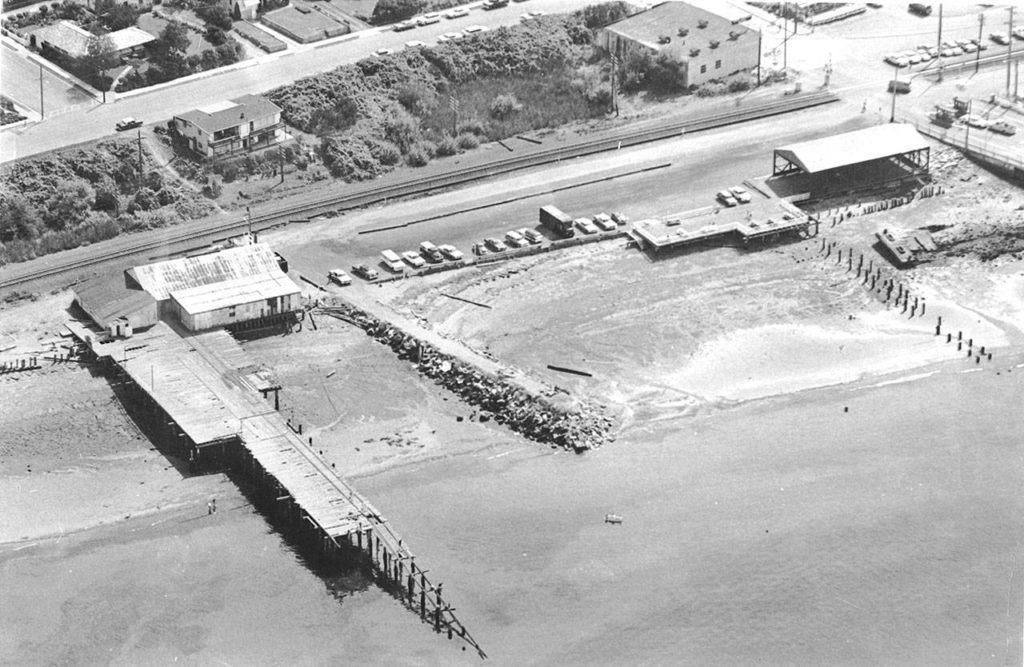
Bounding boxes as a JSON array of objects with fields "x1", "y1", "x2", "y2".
[{"x1": 599, "y1": 1, "x2": 759, "y2": 88}]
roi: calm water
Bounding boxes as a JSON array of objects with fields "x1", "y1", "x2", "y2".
[{"x1": 2, "y1": 361, "x2": 1022, "y2": 666}]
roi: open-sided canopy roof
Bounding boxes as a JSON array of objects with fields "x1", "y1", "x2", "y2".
[{"x1": 774, "y1": 124, "x2": 928, "y2": 174}]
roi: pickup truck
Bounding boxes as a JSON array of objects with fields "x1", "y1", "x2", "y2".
[{"x1": 116, "y1": 117, "x2": 143, "y2": 131}]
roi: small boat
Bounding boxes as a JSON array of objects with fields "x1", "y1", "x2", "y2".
[{"x1": 604, "y1": 514, "x2": 623, "y2": 525}]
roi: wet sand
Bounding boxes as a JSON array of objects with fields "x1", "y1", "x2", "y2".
[{"x1": 3, "y1": 355, "x2": 1021, "y2": 665}]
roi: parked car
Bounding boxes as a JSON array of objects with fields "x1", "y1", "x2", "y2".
[
  {"x1": 381, "y1": 249, "x2": 405, "y2": 273},
  {"x1": 374, "y1": 48, "x2": 394, "y2": 56},
  {"x1": 939, "y1": 47, "x2": 956, "y2": 58},
  {"x1": 716, "y1": 190, "x2": 738, "y2": 207},
  {"x1": 964, "y1": 114, "x2": 989, "y2": 129},
  {"x1": 592, "y1": 213, "x2": 617, "y2": 231},
  {"x1": 473, "y1": 243, "x2": 491, "y2": 256},
  {"x1": 990, "y1": 33, "x2": 1010, "y2": 46},
  {"x1": 484, "y1": 237, "x2": 508, "y2": 252},
  {"x1": 438, "y1": 244, "x2": 464, "y2": 260},
  {"x1": 404, "y1": 40, "x2": 427, "y2": 49},
  {"x1": 481, "y1": 0, "x2": 508, "y2": 9},
  {"x1": 520, "y1": 10, "x2": 544, "y2": 21},
  {"x1": 518, "y1": 227, "x2": 543, "y2": 244},
  {"x1": 463, "y1": 25, "x2": 489, "y2": 33},
  {"x1": 437, "y1": 31, "x2": 463, "y2": 42},
  {"x1": 328, "y1": 269, "x2": 352, "y2": 286},
  {"x1": 443, "y1": 7, "x2": 469, "y2": 18},
  {"x1": 989, "y1": 121, "x2": 1016, "y2": 136},
  {"x1": 116, "y1": 117, "x2": 143, "y2": 131},
  {"x1": 419, "y1": 240, "x2": 444, "y2": 263},
  {"x1": 908, "y1": 3, "x2": 932, "y2": 17},
  {"x1": 417, "y1": 12, "x2": 441, "y2": 25},
  {"x1": 884, "y1": 55, "x2": 909, "y2": 67},
  {"x1": 352, "y1": 264, "x2": 379, "y2": 280},
  {"x1": 729, "y1": 186, "x2": 752, "y2": 204},
  {"x1": 505, "y1": 230, "x2": 528, "y2": 248},
  {"x1": 402, "y1": 250, "x2": 426, "y2": 268},
  {"x1": 393, "y1": 19, "x2": 416, "y2": 31},
  {"x1": 610, "y1": 211, "x2": 630, "y2": 225},
  {"x1": 907, "y1": 52, "x2": 923, "y2": 65},
  {"x1": 961, "y1": 42, "x2": 978, "y2": 53},
  {"x1": 574, "y1": 218, "x2": 599, "y2": 235}
]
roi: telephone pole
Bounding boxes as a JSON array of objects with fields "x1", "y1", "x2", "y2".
[
  {"x1": 610, "y1": 53, "x2": 619, "y2": 116},
  {"x1": 136, "y1": 129, "x2": 143, "y2": 191},
  {"x1": 936, "y1": 4, "x2": 943, "y2": 52},
  {"x1": 975, "y1": 13, "x2": 983, "y2": 74},
  {"x1": 890, "y1": 65, "x2": 899, "y2": 122},
  {"x1": 38, "y1": 64, "x2": 44, "y2": 119},
  {"x1": 1008, "y1": 6, "x2": 1015, "y2": 97}
]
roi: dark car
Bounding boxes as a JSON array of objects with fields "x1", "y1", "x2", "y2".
[
  {"x1": 352, "y1": 264, "x2": 379, "y2": 280},
  {"x1": 482, "y1": 0, "x2": 509, "y2": 9},
  {"x1": 989, "y1": 121, "x2": 1017, "y2": 136},
  {"x1": 116, "y1": 117, "x2": 143, "y2": 131},
  {"x1": 908, "y1": 4, "x2": 932, "y2": 17}
]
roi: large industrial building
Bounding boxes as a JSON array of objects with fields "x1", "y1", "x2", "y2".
[
  {"x1": 74, "y1": 243, "x2": 301, "y2": 337},
  {"x1": 599, "y1": 1, "x2": 758, "y2": 88}
]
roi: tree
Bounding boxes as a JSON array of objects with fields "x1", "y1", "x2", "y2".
[
  {"x1": 155, "y1": 20, "x2": 190, "y2": 59},
  {"x1": 0, "y1": 196, "x2": 42, "y2": 243},
  {"x1": 45, "y1": 179, "x2": 96, "y2": 230},
  {"x1": 77, "y1": 35, "x2": 119, "y2": 88},
  {"x1": 197, "y1": 4, "x2": 232, "y2": 31},
  {"x1": 371, "y1": 0, "x2": 422, "y2": 25},
  {"x1": 98, "y1": 0, "x2": 139, "y2": 31},
  {"x1": 489, "y1": 93, "x2": 522, "y2": 120},
  {"x1": 205, "y1": 26, "x2": 226, "y2": 46}
]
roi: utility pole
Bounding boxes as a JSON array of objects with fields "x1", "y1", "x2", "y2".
[
  {"x1": 279, "y1": 147, "x2": 284, "y2": 183},
  {"x1": 136, "y1": 129, "x2": 143, "y2": 191},
  {"x1": 757, "y1": 29, "x2": 763, "y2": 87},
  {"x1": 783, "y1": 3, "x2": 788, "y2": 73},
  {"x1": 610, "y1": 53, "x2": 619, "y2": 116},
  {"x1": 975, "y1": 13, "x2": 984, "y2": 74},
  {"x1": 38, "y1": 64, "x2": 44, "y2": 119},
  {"x1": 246, "y1": 205, "x2": 252, "y2": 242},
  {"x1": 1008, "y1": 6, "x2": 1015, "y2": 97},
  {"x1": 448, "y1": 94, "x2": 458, "y2": 135},
  {"x1": 937, "y1": 4, "x2": 943, "y2": 52},
  {"x1": 890, "y1": 65, "x2": 899, "y2": 122},
  {"x1": 964, "y1": 98, "x2": 972, "y2": 150}
]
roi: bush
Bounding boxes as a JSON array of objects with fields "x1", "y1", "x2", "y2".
[
  {"x1": 383, "y1": 108, "x2": 422, "y2": 153},
  {"x1": 457, "y1": 120, "x2": 486, "y2": 136},
  {"x1": 456, "y1": 132, "x2": 479, "y2": 150},
  {"x1": 405, "y1": 143, "x2": 429, "y2": 167},
  {"x1": 367, "y1": 139, "x2": 402, "y2": 166},
  {"x1": 435, "y1": 135, "x2": 458, "y2": 156},
  {"x1": 203, "y1": 177, "x2": 222, "y2": 198},
  {"x1": 727, "y1": 78, "x2": 751, "y2": 93},
  {"x1": 205, "y1": 26, "x2": 227, "y2": 46},
  {"x1": 371, "y1": 0, "x2": 423, "y2": 24},
  {"x1": 220, "y1": 162, "x2": 239, "y2": 182},
  {"x1": 197, "y1": 3, "x2": 233, "y2": 30},
  {"x1": 489, "y1": 93, "x2": 522, "y2": 119}
]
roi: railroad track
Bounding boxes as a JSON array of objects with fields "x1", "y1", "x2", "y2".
[{"x1": 0, "y1": 91, "x2": 838, "y2": 291}]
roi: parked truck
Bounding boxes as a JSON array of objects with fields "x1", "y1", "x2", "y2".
[{"x1": 539, "y1": 205, "x2": 575, "y2": 238}]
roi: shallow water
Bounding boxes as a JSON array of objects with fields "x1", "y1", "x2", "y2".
[{"x1": 2, "y1": 361, "x2": 1022, "y2": 666}]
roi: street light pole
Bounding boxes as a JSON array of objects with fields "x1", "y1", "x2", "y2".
[
  {"x1": 1008, "y1": 7, "x2": 1015, "y2": 96},
  {"x1": 975, "y1": 13, "x2": 984, "y2": 75}
]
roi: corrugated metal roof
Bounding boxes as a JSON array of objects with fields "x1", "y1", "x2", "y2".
[
  {"x1": 774, "y1": 124, "x2": 929, "y2": 174},
  {"x1": 171, "y1": 273, "x2": 301, "y2": 315},
  {"x1": 128, "y1": 243, "x2": 282, "y2": 301},
  {"x1": 74, "y1": 272, "x2": 156, "y2": 327},
  {"x1": 603, "y1": 1, "x2": 755, "y2": 54}
]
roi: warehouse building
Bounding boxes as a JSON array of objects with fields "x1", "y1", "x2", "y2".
[
  {"x1": 74, "y1": 243, "x2": 301, "y2": 337},
  {"x1": 599, "y1": 1, "x2": 759, "y2": 88}
]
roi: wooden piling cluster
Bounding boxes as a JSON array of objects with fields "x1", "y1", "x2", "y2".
[
  {"x1": 934, "y1": 316, "x2": 994, "y2": 365},
  {"x1": 818, "y1": 184, "x2": 942, "y2": 228},
  {"x1": 0, "y1": 356, "x2": 42, "y2": 374},
  {"x1": 818, "y1": 241, "x2": 925, "y2": 317}
]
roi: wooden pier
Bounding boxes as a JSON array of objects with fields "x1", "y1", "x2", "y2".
[{"x1": 66, "y1": 319, "x2": 486, "y2": 659}]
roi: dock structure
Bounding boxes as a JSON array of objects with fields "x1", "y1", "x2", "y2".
[
  {"x1": 66, "y1": 319, "x2": 486, "y2": 659},
  {"x1": 629, "y1": 199, "x2": 811, "y2": 254}
]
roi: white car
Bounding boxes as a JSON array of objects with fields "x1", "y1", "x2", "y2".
[
  {"x1": 402, "y1": 251, "x2": 426, "y2": 268},
  {"x1": 729, "y1": 186, "x2": 752, "y2": 204},
  {"x1": 592, "y1": 214, "x2": 616, "y2": 231},
  {"x1": 964, "y1": 114, "x2": 989, "y2": 129},
  {"x1": 328, "y1": 269, "x2": 352, "y2": 286},
  {"x1": 417, "y1": 12, "x2": 441, "y2": 25},
  {"x1": 574, "y1": 218, "x2": 598, "y2": 235},
  {"x1": 463, "y1": 25, "x2": 489, "y2": 34},
  {"x1": 404, "y1": 40, "x2": 427, "y2": 49},
  {"x1": 518, "y1": 227, "x2": 543, "y2": 244},
  {"x1": 438, "y1": 244, "x2": 464, "y2": 260},
  {"x1": 505, "y1": 230, "x2": 528, "y2": 247},
  {"x1": 443, "y1": 7, "x2": 469, "y2": 19},
  {"x1": 374, "y1": 48, "x2": 394, "y2": 57},
  {"x1": 520, "y1": 11, "x2": 544, "y2": 21},
  {"x1": 393, "y1": 19, "x2": 416, "y2": 31},
  {"x1": 437, "y1": 31, "x2": 463, "y2": 43}
]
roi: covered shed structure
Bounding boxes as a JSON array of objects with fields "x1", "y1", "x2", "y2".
[{"x1": 770, "y1": 124, "x2": 930, "y2": 199}]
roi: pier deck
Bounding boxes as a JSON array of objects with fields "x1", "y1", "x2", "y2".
[{"x1": 67, "y1": 319, "x2": 486, "y2": 657}]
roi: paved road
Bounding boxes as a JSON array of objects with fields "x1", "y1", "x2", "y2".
[
  {"x1": 0, "y1": 0, "x2": 582, "y2": 162},
  {"x1": 0, "y1": 42, "x2": 93, "y2": 118}
]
